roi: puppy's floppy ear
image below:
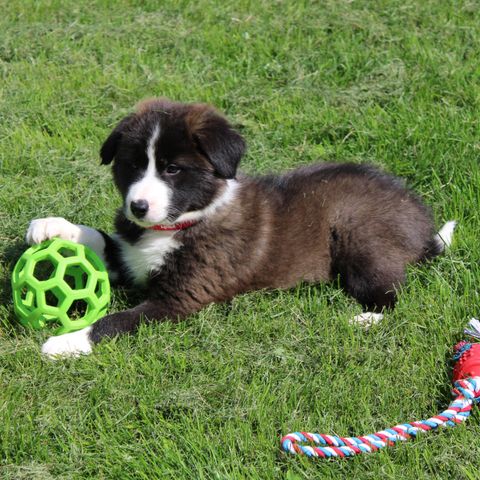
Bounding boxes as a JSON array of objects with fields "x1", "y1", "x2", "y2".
[
  {"x1": 100, "y1": 114, "x2": 135, "y2": 165},
  {"x1": 187, "y1": 105, "x2": 246, "y2": 179}
]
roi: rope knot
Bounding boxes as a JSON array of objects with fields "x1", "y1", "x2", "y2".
[
  {"x1": 453, "y1": 342, "x2": 480, "y2": 388},
  {"x1": 452, "y1": 378, "x2": 480, "y2": 401}
]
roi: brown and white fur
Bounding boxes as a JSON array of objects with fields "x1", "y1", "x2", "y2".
[{"x1": 25, "y1": 98, "x2": 455, "y2": 357}]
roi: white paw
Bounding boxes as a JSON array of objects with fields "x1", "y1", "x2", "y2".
[
  {"x1": 41, "y1": 327, "x2": 93, "y2": 358},
  {"x1": 26, "y1": 217, "x2": 82, "y2": 245},
  {"x1": 350, "y1": 312, "x2": 384, "y2": 327}
]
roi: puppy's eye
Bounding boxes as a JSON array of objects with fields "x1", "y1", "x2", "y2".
[{"x1": 165, "y1": 164, "x2": 181, "y2": 175}]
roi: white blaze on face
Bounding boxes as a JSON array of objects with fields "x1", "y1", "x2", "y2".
[{"x1": 125, "y1": 124, "x2": 172, "y2": 226}]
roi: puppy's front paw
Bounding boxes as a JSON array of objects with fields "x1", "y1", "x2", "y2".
[
  {"x1": 26, "y1": 217, "x2": 81, "y2": 245},
  {"x1": 41, "y1": 327, "x2": 93, "y2": 358}
]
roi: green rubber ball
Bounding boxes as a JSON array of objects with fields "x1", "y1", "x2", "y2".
[{"x1": 11, "y1": 238, "x2": 110, "y2": 335}]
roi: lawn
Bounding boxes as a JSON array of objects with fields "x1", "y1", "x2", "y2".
[{"x1": 1, "y1": 0, "x2": 479, "y2": 478}]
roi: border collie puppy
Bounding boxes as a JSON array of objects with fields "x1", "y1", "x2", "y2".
[{"x1": 26, "y1": 98, "x2": 455, "y2": 357}]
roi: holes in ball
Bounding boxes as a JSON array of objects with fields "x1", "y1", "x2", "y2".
[
  {"x1": 20, "y1": 285, "x2": 29, "y2": 300},
  {"x1": 15, "y1": 258, "x2": 27, "y2": 274},
  {"x1": 58, "y1": 247, "x2": 77, "y2": 258},
  {"x1": 20, "y1": 285, "x2": 36, "y2": 308},
  {"x1": 44, "y1": 287, "x2": 66, "y2": 308},
  {"x1": 64, "y1": 265, "x2": 88, "y2": 290},
  {"x1": 68, "y1": 299, "x2": 89, "y2": 320},
  {"x1": 33, "y1": 259, "x2": 56, "y2": 281},
  {"x1": 95, "y1": 279, "x2": 106, "y2": 298}
]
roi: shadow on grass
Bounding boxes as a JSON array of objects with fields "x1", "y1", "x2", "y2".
[{"x1": 0, "y1": 240, "x2": 27, "y2": 335}]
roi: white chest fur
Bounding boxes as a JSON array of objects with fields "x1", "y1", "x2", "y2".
[{"x1": 118, "y1": 230, "x2": 181, "y2": 285}]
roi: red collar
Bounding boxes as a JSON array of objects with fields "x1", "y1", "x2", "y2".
[{"x1": 147, "y1": 220, "x2": 198, "y2": 231}]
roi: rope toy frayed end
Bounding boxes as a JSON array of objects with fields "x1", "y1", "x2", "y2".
[{"x1": 281, "y1": 318, "x2": 480, "y2": 459}]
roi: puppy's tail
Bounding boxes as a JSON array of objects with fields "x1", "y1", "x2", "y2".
[
  {"x1": 424, "y1": 220, "x2": 456, "y2": 260},
  {"x1": 435, "y1": 220, "x2": 457, "y2": 250}
]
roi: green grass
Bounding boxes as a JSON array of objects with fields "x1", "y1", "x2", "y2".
[{"x1": 1, "y1": 0, "x2": 480, "y2": 478}]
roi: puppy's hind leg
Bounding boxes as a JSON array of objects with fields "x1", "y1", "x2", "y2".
[
  {"x1": 348, "y1": 269, "x2": 401, "y2": 312},
  {"x1": 347, "y1": 275, "x2": 396, "y2": 327},
  {"x1": 347, "y1": 278, "x2": 396, "y2": 326},
  {"x1": 334, "y1": 253, "x2": 405, "y2": 327}
]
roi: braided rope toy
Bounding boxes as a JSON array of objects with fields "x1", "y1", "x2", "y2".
[{"x1": 281, "y1": 318, "x2": 480, "y2": 459}]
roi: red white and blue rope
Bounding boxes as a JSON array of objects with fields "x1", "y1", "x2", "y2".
[{"x1": 281, "y1": 318, "x2": 480, "y2": 459}]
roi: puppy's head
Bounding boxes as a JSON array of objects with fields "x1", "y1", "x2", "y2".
[{"x1": 100, "y1": 98, "x2": 245, "y2": 227}]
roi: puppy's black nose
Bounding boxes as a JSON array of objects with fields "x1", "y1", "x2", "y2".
[{"x1": 130, "y1": 199, "x2": 149, "y2": 218}]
